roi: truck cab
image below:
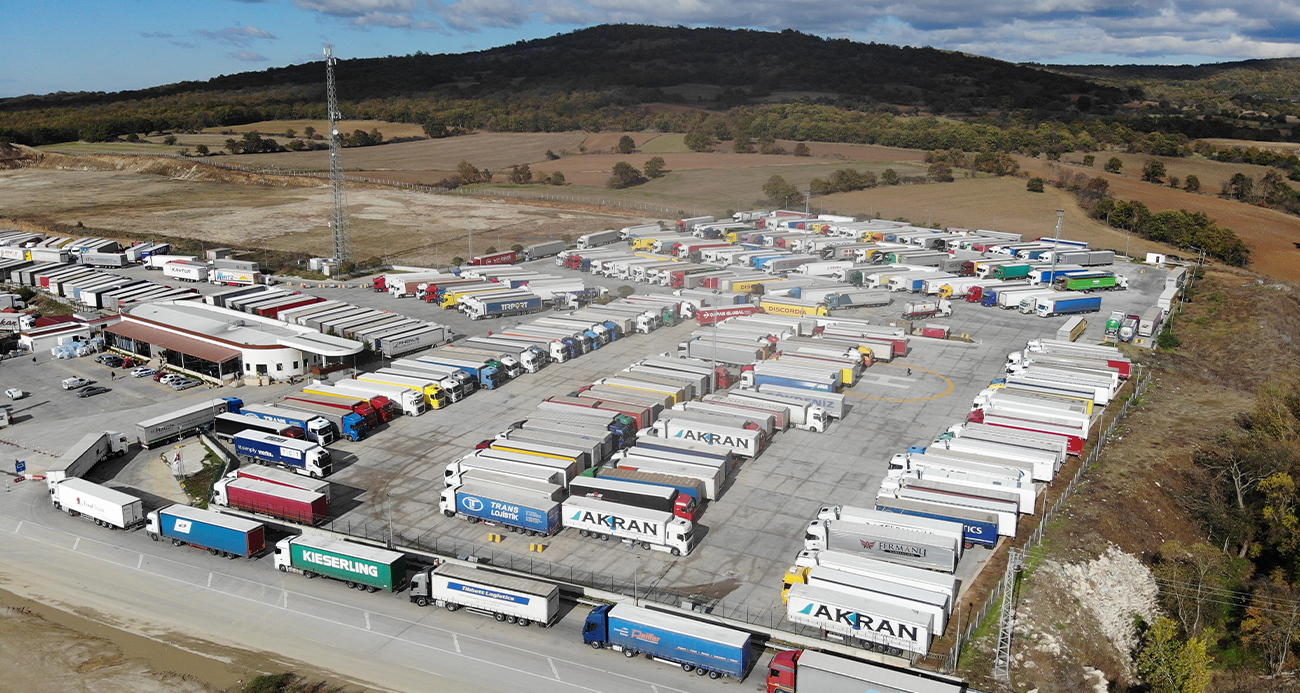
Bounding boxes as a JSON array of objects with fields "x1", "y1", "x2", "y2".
[{"x1": 581, "y1": 604, "x2": 613, "y2": 647}]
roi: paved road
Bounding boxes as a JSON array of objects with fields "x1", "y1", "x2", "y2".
[{"x1": 0, "y1": 478, "x2": 760, "y2": 693}]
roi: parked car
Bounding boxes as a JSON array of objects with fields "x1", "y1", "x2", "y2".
[
  {"x1": 4, "y1": 388, "x2": 24, "y2": 399},
  {"x1": 76, "y1": 386, "x2": 111, "y2": 398},
  {"x1": 131, "y1": 367, "x2": 157, "y2": 378},
  {"x1": 158, "y1": 373, "x2": 185, "y2": 385},
  {"x1": 61, "y1": 377, "x2": 91, "y2": 390},
  {"x1": 169, "y1": 379, "x2": 198, "y2": 391},
  {"x1": 97, "y1": 355, "x2": 124, "y2": 368}
]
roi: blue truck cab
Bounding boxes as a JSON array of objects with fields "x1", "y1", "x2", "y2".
[{"x1": 583, "y1": 603, "x2": 753, "y2": 680}]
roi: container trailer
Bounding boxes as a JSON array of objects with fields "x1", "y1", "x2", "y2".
[
  {"x1": 766, "y1": 648, "x2": 966, "y2": 693},
  {"x1": 146, "y1": 505, "x2": 265, "y2": 558},
  {"x1": 789, "y1": 549, "x2": 957, "y2": 601},
  {"x1": 583, "y1": 603, "x2": 752, "y2": 679},
  {"x1": 785, "y1": 583, "x2": 932, "y2": 656},
  {"x1": 562, "y1": 495, "x2": 694, "y2": 555},
  {"x1": 233, "y1": 431, "x2": 332, "y2": 478},
  {"x1": 803, "y1": 519, "x2": 960, "y2": 573},
  {"x1": 1035, "y1": 294, "x2": 1103, "y2": 317},
  {"x1": 275, "y1": 399, "x2": 368, "y2": 442},
  {"x1": 46, "y1": 431, "x2": 131, "y2": 485},
  {"x1": 48, "y1": 478, "x2": 145, "y2": 530},
  {"x1": 331, "y1": 379, "x2": 427, "y2": 416},
  {"x1": 212, "y1": 476, "x2": 328, "y2": 525},
  {"x1": 440, "y1": 482, "x2": 562, "y2": 535},
  {"x1": 444, "y1": 455, "x2": 568, "y2": 488},
  {"x1": 610, "y1": 455, "x2": 723, "y2": 500},
  {"x1": 274, "y1": 534, "x2": 406, "y2": 592},
  {"x1": 409, "y1": 563, "x2": 560, "y2": 626}
]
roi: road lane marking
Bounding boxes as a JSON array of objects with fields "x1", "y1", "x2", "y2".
[
  {"x1": 2, "y1": 515, "x2": 696, "y2": 693},
  {"x1": 549, "y1": 657, "x2": 560, "y2": 679},
  {"x1": 13, "y1": 521, "x2": 21, "y2": 533},
  {"x1": 365, "y1": 612, "x2": 371, "y2": 631},
  {"x1": 72, "y1": 537, "x2": 80, "y2": 551},
  {"x1": 137, "y1": 554, "x2": 144, "y2": 569}
]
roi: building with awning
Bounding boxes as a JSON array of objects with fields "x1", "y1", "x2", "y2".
[{"x1": 105, "y1": 300, "x2": 363, "y2": 382}]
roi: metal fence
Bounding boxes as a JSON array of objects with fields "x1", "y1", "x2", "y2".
[{"x1": 943, "y1": 364, "x2": 1152, "y2": 672}]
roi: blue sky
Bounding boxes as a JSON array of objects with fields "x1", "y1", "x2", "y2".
[{"x1": 4, "y1": 0, "x2": 1300, "y2": 98}]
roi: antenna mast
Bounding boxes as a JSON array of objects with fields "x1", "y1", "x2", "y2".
[{"x1": 325, "y1": 45, "x2": 349, "y2": 273}]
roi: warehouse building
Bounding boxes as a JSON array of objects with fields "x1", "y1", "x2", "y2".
[{"x1": 105, "y1": 300, "x2": 363, "y2": 382}]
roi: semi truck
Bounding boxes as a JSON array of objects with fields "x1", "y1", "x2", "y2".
[
  {"x1": 45, "y1": 431, "x2": 131, "y2": 485},
  {"x1": 570, "y1": 471, "x2": 700, "y2": 519},
  {"x1": 48, "y1": 478, "x2": 146, "y2": 530},
  {"x1": 235, "y1": 465, "x2": 332, "y2": 501},
  {"x1": 146, "y1": 505, "x2": 265, "y2": 558},
  {"x1": 876, "y1": 495, "x2": 1003, "y2": 546},
  {"x1": 214, "y1": 412, "x2": 303, "y2": 441},
  {"x1": 640, "y1": 416, "x2": 765, "y2": 459},
  {"x1": 576, "y1": 230, "x2": 621, "y2": 248},
  {"x1": 273, "y1": 534, "x2": 407, "y2": 592},
  {"x1": 135, "y1": 397, "x2": 244, "y2": 448},
  {"x1": 444, "y1": 454, "x2": 568, "y2": 488},
  {"x1": 212, "y1": 476, "x2": 328, "y2": 525},
  {"x1": 1035, "y1": 294, "x2": 1103, "y2": 317},
  {"x1": 611, "y1": 454, "x2": 723, "y2": 500},
  {"x1": 902, "y1": 300, "x2": 952, "y2": 319},
  {"x1": 767, "y1": 648, "x2": 966, "y2": 693},
  {"x1": 415, "y1": 355, "x2": 503, "y2": 390},
  {"x1": 233, "y1": 431, "x2": 332, "y2": 478},
  {"x1": 440, "y1": 482, "x2": 562, "y2": 536},
  {"x1": 462, "y1": 293, "x2": 544, "y2": 320},
  {"x1": 804, "y1": 519, "x2": 960, "y2": 573},
  {"x1": 583, "y1": 603, "x2": 753, "y2": 680},
  {"x1": 754, "y1": 384, "x2": 846, "y2": 419},
  {"x1": 706, "y1": 390, "x2": 829, "y2": 432},
  {"x1": 563, "y1": 495, "x2": 695, "y2": 554},
  {"x1": 785, "y1": 583, "x2": 932, "y2": 656},
  {"x1": 359, "y1": 372, "x2": 449, "y2": 409},
  {"x1": 274, "y1": 399, "x2": 369, "y2": 442},
  {"x1": 282, "y1": 391, "x2": 382, "y2": 428},
  {"x1": 740, "y1": 363, "x2": 840, "y2": 393},
  {"x1": 409, "y1": 562, "x2": 560, "y2": 626},
  {"x1": 331, "y1": 379, "x2": 427, "y2": 416},
  {"x1": 239, "y1": 404, "x2": 334, "y2": 445}
]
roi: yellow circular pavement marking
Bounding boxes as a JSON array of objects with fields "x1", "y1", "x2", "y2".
[{"x1": 845, "y1": 363, "x2": 955, "y2": 402}]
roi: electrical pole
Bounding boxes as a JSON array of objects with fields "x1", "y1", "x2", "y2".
[
  {"x1": 325, "y1": 45, "x2": 350, "y2": 274},
  {"x1": 1049, "y1": 209, "x2": 1064, "y2": 285}
]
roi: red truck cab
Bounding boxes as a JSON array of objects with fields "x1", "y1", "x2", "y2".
[{"x1": 766, "y1": 650, "x2": 799, "y2": 693}]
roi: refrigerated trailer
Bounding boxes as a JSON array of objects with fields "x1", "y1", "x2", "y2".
[{"x1": 409, "y1": 563, "x2": 560, "y2": 626}]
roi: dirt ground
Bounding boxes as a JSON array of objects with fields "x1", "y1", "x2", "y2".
[
  {"x1": 1019, "y1": 156, "x2": 1300, "y2": 282},
  {"x1": 960, "y1": 267, "x2": 1300, "y2": 691},
  {"x1": 0, "y1": 587, "x2": 226, "y2": 693},
  {"x1": 0, "y1": 151, "x2": 645, "y2": 265}
]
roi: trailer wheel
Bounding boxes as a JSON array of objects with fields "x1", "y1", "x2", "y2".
[
  {"x1": 506, "y1": 615, "x2": 518, "y2": 624},
  {"x1": 69, "y1": 510, "x2": 80, "y2": 518},
  {"x1": 641, "y1": 542, "x2": 651, "y2": 550},
  {"x1": 53, "y1": 502, "x2": 61, "y2": 510},
  {"x1": 416, "y1": 597, "x2": 430, "y2": 607},
  {"x1": 172, "y1": 538, "x2": 183, "y2": 546},
  {"x1": 367, "y1": 586, "x2": 379, "y2": 593},
  {"x1": 494, "y1": 613, "x2": 507, "y2": 622},
  {"x1": 345, "y1": 581, "x2": 357, "y2": 589},
  {"x1": 579, "y1": 529, "x2": 590, "y2": 538},
  {"x1": 445, "y1": 602, "x2": 460, "y2": 612},
  {"x1": 623, "y1": 649, "x2": 638, "y2": 658},
  {"x1": 208, "y1": 548, "x2": 220, "y2": 556},
  {"x1": 149, "y1": 533, "x2": 159, "y2": 542},
  {"x1": 304, "y1": 571, "x2": 317, "y2": 579},
  {"x1": 708, "y1": 671, "x2": 721, "y2": 680},
  {"x1": 599, "y1": 533, "x2": 609, "y2": 542},
  {"x1": 516, "y1": 618, "x2": 530, "y2": 627},
  {"x1": 680, "y1": 663, "x2": 694, "y2": 673},
  {"x1": 278, "y1": 565, "x2": 287, "y2": 572},
  {"x1": 589, "y1": 641, "x2": 603, "y2": 650},
  {"x1": 694, "y1": 668, "x2": 708, "y2": 676}
]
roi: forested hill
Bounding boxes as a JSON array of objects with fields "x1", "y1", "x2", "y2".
[{"x1": 0, "y1": 25, "x2": 1123, "y2": 113}]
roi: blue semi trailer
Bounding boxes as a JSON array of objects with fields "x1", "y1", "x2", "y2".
[
  {"x1": 146, "y1": 504, "x2": 266, "y2": 558},
  {"x1": 233, "y1": 431, "x2": 333, "y2": 478},
  {"x1": 875, "y1": 496, "x2": 1000, "y2": 548},
  {"x1": 1036, "y1": 294, "x2": 1103, "y2": 317},
  {"x1": 583, "y1": 603, "x2": 753, "y2": 680},
  {"x1": 439, "y1": 482, "x2": 562, "y2": 536}
]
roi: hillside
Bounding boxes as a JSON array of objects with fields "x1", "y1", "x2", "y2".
[
  {"x1": 1048, "y1": 57, "x2": 1300, "y2": 110},
  {"x1": 0, "y1": 26, "x2": 1120, "y2": 122}
]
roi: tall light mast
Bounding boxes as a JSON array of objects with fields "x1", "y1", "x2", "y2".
[{"x1": 325, "y1": 45, "x2": 349, "y2": 273}]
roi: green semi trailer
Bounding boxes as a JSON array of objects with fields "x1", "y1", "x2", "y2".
[
  {"x1": 273, "y1": 534, "x2": 407, "y2": 592},
  {"x1": 1055, "y1": 273, "x2": 1127, "y2": 292}
]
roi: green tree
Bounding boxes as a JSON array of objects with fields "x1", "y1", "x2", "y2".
[
  {"x1": 422, "y1": 117, "x2": 450, "y2": 138},
  {"x1": 286, "y1": 140, "x2": 305, "y2": 151},
  {"x1": 545, "y1": 149, "x2": 559, "y2": 160},
  {"x1": 793, "y1": 142, "x2": 810, "y2": 157},
  {"x1": 194, "y1": 144, "x2": 209, "y2": 156},
  {"x1": 1228, "y1": 172, "x2": 1255, "y2": 201},
  {"x1": 762, "y1": 175, "x2": 802, "y2": 206},
  {"x1": 1143, "y1": 160, "x2": 1167, "y2": 184},
  {"x1": 510, "y1": 244, "x2": 524, "y2": 253},
  {"x1": 1135, "y1": 617, "x2": 1213, "y2": 693},
  {"x1": 509, "y1": 164, "x2": 532, "y2": 184},
  {"x1": 1105, "y1": 156, "x2": 1123, "y2": 173},
  {"x1": 224, "y1": 138, "x2": 239, "y2": 154},
  {"x1": 1026, "y1": 177, "x2": 1045, "y2": 193},
  {"x1": 881, "y1": 168, "x2": 899, "y2": 185},
  {"x1": 1082, "y1": 154, "x2": 1096, "y2": 167},
  {"x1": 457, "y1": 160, "x2": 487, "y2": 184},
  {"x1": 303, "y1": 126, "x2": 316, "y2": 139},
  {"x1": 1155, "y1": 541, "x2": 1232, "y2": 635},
  {"x1": 684, "y1": 130, "x2": 714, "y2": 152},
  {"x1": 1185, "y1": 174, "x2": 1201, "y2": 193},
  {"x1": 548, "y1": 171, "x2": 565, "y2": 186},
  {"x1": 733, "y1": 135, "x2": 754, "y2": 153},
  {"x1": 607, "y1": 161, "x2": 644, "y2": 189},
  {"x1": 616, "y1": 135, "x2": 636, "y2": 154},
  {"x1": 644, "y1": 156, "x2": 666, "y2": 179},
  {"x1": 163, "y1": 134, "x2": 178, "y2": 146},
  {"x1": 484, "y1": 246, "x2": 497, "y2": 254},
  {"x1": 451, "y1": 256, "x2": 464, "y2": 266},
  {"x1": 927, "y1": 162, "x2": 954, "y2": 182},
  {"x1": 617, "y1": 285, "x2": 635, "y2": 298}
]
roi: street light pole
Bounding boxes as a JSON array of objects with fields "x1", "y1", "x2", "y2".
[
  {"x1": 386, "y1": 491, "x2": 393, "y2": 548},
  {"x1": 1049, "y1": 209, "x2": 1064, "y2": 285}
]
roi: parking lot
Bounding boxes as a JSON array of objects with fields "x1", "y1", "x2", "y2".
[{"x1": 12, "y1": 253, "x2": 1170, "y2": 641}]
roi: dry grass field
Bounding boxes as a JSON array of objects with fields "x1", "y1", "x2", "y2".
[
  {"x1": 1020, "y1": 156, "x2": 1300, "y2": 280},
  {"x1": 1060, "y1": 150, "x2": 1287, "y2": 195},
  {"x1": 230, "y1": 131, "x2": 589, "y2": 173}
]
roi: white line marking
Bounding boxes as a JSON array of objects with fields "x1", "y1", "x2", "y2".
[
  {"x1": 365, "y1": 612, "x2": 371, "y2": 631},
  {"x1": 72, "y1": 537, "x2": 80, "y2": 551},
  {"x1": 549, "y1": 657, "x2": 560, "y2": 679},
  {"x1": 207, "y1": 572, "x2": 213, "y2": 588},
  {"x1": 14, "y1": 521, "x2": 22, "y2": 533},
  {"x1": 2, "y1": 516, "x2": 691, "y2": 693},
  {"x1": 137, "y1": 554, "x2": 144, "y2": 569}
]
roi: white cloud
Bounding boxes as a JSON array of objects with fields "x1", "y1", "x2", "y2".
[
  {"x1": 196, "y1": 24, "x2": 279, "y2": 45},
  {"x1": 283, "y1": 0, "x2": 1300, "y2": 62},
  {"x1": 227, "y1": 49, "x2": 271, "y2": 61}
]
